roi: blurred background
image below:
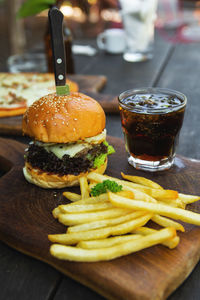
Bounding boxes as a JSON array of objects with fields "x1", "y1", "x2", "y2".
[{"x1": 0, "y1": 0, "x2": 200, "y2": 72}]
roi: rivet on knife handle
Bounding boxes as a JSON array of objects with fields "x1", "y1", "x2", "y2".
[{"x1": 48, "y1": 7, "x2": 70, "y2": 96}]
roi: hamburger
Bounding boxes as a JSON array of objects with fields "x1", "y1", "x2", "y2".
[{"x1": 22, "y1": 92, "x2": 115, "y2": 188}]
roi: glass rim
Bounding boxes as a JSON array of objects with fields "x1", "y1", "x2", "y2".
[{"x1": 118, "y1": 87, "x2": 187, "y2": 114}]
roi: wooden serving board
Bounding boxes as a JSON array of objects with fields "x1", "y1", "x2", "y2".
[
  {"x1": 0, "y1": 137, "x2": 200, "y2": 300},
  {"x1": 0, "y1": 74, "x2": 118, "y2": 136}
]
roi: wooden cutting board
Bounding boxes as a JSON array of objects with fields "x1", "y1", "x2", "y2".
[
  {"x1": 0, "y1": 137, "x2": 200, "y2": 300},
  {"x1": 0, "y1": 74, "x2": 118, "y2": 136}
]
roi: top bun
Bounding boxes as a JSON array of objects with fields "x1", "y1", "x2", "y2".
[{"x1": 22, "y1": 92, "x2": 105, "y2": 143}]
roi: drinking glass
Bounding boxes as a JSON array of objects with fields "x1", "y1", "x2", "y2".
[
  {"x1": 118, "y1": 87, "x2": 187, "y2": 171},
  {"x1": 119, "y1": 0, "x2": 158, "y2": 62}
]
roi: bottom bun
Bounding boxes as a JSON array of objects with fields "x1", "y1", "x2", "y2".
[{"x1": 23, "y1": 160, "x2": 107, "y2": 189}]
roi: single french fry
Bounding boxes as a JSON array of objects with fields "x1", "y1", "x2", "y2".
[
  {"x1": 77, "y1": 234, "x2": 142, "y2": 249},
  {"x1": 121, "y1": 172, "x2": 163, "y2": 189},
  {"x1": 58, "y1": 208, "x2": 131, "y2": 226},
  {"x1": 123, "y1": 184, "x2": 178, "y2": 201},
  {"x1": 151, "y1": 215, "x2": 185, "y2": 232},
  {"x1": 52, "y1": 207, "x2": 61, "y2": 219},
  {"x1": 50, "y1": 227, "x2": 176, "y2": 262},
  {"x1": 62, "y1": 192, "x2": 81, "y2": 202},
  {"x1": 79, "y1": 177, "x2": 90, "y2": 199},
  {"x1": 159, "y1": 200, "x2": 178, "y2": 208},
  {"x1": 48, "y1": 213, "x2": 152, "y2": 245},
  {"x1": 60, "y1": 202, "x2": 113, "y2": 213},
  {"x1": 180, "y1": 202, "x2": 186, "y2": 210},
  {"x1": 61, "y1": 194, "x2": 109, "y2": 207},
  {"x1": 53, "y1": 194, "x2": 109, "y2": 218},
  {"x1": 163, "y1": 199, "x2": 186, "y2": 209},
  {"x1": 109, "y1": 192, "x2": 200, "y2": 226},
  {"x1": 88, "y1": 183, "x2": 96, "y2": 191},
  {"x1": 149, "y1": 189, "x2": 178, "y2": 201},
  {"x1": 178, "y1": 193, "x2": 200, "y2": 204},
  {"x1": 117, "y1": 190, "x2": 134, "y2": 199},
  {"x1": 67, "y1": 211, "x2": 146, "y2": 233},
  {"x1": 132, "y1": 227, "x2": 180, "y2": 249}
]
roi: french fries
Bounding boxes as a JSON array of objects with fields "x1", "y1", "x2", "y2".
[
  {"x1": 58, "y1": 208, "x2": 131, "y2": 226},
  {"x1": 50, "y1": 228, "x2": 176, "y2": 262},
  {"x1": 151, "y1": 215, "x2": 185, "y2": 232},
  {"x1": 77, "y1": 234, "x2": 142, "y2": 249},
  {"x1": 108, "y1": 192, "x2": 200, "y2": 225},
  {"x1": 63, "y1": 192, "x2": 81, "y2": 202},
  {"x1": 132, "y1": 227, "x2": 180, "y2": 249},
  {"x1": 87, "y1": 173, "x2": 178, "y2": 201},
  {"x1": 178, "y1": 193, "x2": 200, "y2": 204},
  {"x1": 79, "y1": 176, "x2": 90, "y2": 199},
  {"x1": 60, "y1": 202, "x2": 113, "y2": 213},
  {"x1": 52, "y1": 207, "x2": 62, "y2": 219},
  {"x1": 121, "y1": 172, "x2": 163, "y2": 189},
  {"x1": 48, "y1": 171, "x2": 200, "y2": 262},
  {"x1": 48, "y1": 213, "x2": 152, "y2": 245},
  {"x1": 61, "y1": 194, "x2": 109, "y2": 207},
  {"x1": 67, "y1": 211, "x2": 146, "y2": 233}
]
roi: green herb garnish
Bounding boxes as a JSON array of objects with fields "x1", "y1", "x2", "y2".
[{"x1": 90, "y1": 180, "x2": 122, "y2": 196}]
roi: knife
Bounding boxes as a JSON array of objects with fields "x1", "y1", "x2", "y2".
[{"x1": 48, "y1": 7, "x2": 69, "y2": 96}]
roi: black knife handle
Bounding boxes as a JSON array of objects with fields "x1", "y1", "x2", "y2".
[{"x1": 48, "y1": 7, "x2": 66, "y2": 86}]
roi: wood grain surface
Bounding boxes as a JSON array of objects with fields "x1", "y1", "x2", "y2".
[
  {"x1": 0, "y1": 137, "x2": 200, "y2": 300},
  {"x1": 0, "y1": 74, "x2": 118, "y2": 136}
]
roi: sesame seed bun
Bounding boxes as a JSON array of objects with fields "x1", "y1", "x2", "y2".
[
  {"x1": 22, "y1": 92, "x2": 106, "y2": 143},
  {"x1": 23, "y1": 160, "x2": 107, "y2": 189}
]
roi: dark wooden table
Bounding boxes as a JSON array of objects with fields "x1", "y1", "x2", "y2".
[{"x1": 0, "y1": 32, "x2": 200, "y2": 300}]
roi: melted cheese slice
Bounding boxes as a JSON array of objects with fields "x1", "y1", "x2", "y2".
[
  {"x1": 35, "y1": 129, "x2": 106, "y2": 159},
  {"x1": 45, "y1": 143, "x2": 90, "y2": 159}
]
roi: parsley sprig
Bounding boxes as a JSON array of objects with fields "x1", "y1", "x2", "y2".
[{"x1": 90, "y1": 180, "x2": 122, "y2": 197}]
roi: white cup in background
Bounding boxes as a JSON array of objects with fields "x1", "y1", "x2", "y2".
[{"x1": 97, "y1": 29, "x2": 126, "y2": 54}]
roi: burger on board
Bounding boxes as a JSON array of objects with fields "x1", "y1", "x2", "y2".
[{"x1": 22, "y1": 92, "x2": 115, "y2": 188}]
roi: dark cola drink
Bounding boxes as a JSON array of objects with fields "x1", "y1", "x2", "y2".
[{"x1": 118, "y1": 88, "x2": 187, "y2": 171}]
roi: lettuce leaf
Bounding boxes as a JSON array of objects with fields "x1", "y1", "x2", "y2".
[
  {"x1": 103, "y1": 141, "x2": 115, "y2": 155},
  {"x1": 93, "y1": 141, "x2": 115, "y2": 168},
  {"x1": 93, "y1": 153, "x2": 107, "y2": 169}
]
